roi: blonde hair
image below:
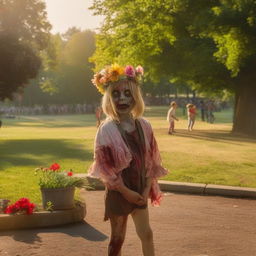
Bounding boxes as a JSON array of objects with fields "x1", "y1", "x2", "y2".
[
  {"x1": 170, "y1": 101, "x2": 177, "y2": 107},
  {"x1": 101, "y1": 80, "x2": 145, "y2": 122}
]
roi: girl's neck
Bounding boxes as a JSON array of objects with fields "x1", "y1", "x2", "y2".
[
  {"x1": 118, "y1": 114, "x2": 136, "y2": 132},
  {"x1": 118, "y1": 113, "x2": 133, "y2": 122}
]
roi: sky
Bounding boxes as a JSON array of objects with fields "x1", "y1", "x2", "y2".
[{"x1": 44, "y1": 0, "x2": 104, "y2": 34}]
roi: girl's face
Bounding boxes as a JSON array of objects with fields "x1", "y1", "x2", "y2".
[{"x1": 111, "y1": 83, "x2": 135, "y2": 115}]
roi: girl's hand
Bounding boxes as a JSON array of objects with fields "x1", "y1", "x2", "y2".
[{"x1": 121, "y1": 188, "x2": 145, "y2": 206}]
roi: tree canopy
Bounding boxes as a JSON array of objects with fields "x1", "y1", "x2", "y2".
[
  {"x1": 90, "y1": 0, "x2": 256, "y2": 136},
  {"x1": 0, "y1": 0, "x2": 51, "y2": 100},
  {"x1": 22, "y1": 29, "x2": 99, "y2": 105}
]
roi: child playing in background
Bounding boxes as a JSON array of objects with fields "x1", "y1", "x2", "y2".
[
  {"x1": 186, "y1": 103, "x2": 196, "y2": 131},
  {"x1": 95, "y1": 106, "x2": 103, "y2": 127},
  {"x1": 89, "y1": 64, "x2": 168, "y2": 256},
  {"x1": 167, "y1": 101, "x2": 179, "y2": 134}
]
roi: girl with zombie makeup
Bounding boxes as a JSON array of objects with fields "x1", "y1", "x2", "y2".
[{"x1": 89, "y1": 64, "x2": 168, "y2": 256}]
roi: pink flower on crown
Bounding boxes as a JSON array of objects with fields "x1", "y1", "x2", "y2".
[
  {"x1": 125, "y1": 65, "x2": 135, "y2": 78},
  {"x1": 136, "y1": 65, "x2": 144, "y2": 76}
]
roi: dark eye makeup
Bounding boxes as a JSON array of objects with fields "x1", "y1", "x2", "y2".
[
  {"x1": 112, "y1": 90, "x2": 120, "y2": 98},
  {"x1": 112, "y1": 89, "x2": 132, "y2": 98},
  {"x1": 124, "y1": 90, "x2": 132, "y2": 97}
]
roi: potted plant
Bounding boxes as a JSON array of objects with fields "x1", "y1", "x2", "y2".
[{"x1": 35, "y1": 163, "x2": 87, "y2": 210}]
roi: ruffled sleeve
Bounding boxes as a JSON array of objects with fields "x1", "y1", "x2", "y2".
[
  {"x1": 138, "y1": 118, "x2": 169, "y2": 206},
  {"x1": 88, "y1": 120, "x2": 132, "y2": 189}
]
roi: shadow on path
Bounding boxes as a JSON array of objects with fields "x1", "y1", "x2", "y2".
[{"x1": 0, "y1": 221, "x2": 108, "y2": 244}]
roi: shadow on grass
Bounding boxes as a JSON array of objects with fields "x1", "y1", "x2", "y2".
[
  {"x1": 165, "y1": 129, "x2": 256, "y2": 145},
  {"x1": 0, "y1": 139, "x2": 92, "y2": 170},
  {"x1": 0, "y1": 221, "x2": 108, "y2": 243},
  {"x1": 2, "y1": 116, "x2": 97, "y2": 128}
]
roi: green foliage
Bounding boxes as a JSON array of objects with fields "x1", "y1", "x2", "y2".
[
  {"x1": 0, "y1": 0, "x2": 51, "y2": 100},
  {"x1": 90, "y1": 0, "x2": 256, "y2": 91},
  {"x1": 0, "y1": 34, "x2": 41, "y2": 100},
  {"x1": 35, "y1": 168, "x2": 87, "y2": 189},
  {"x1": 0, "y1": 0, "x2": 51, "y2": 50},
  {"x1": 62, "y1": 27, "x2": 82, "y2": 41},
  {"x1": 22, "y1": 29, "x2": 100, "y2": 104},
  {"x1": 45, "y1": 201, "x2": 54, "y2": 212}
]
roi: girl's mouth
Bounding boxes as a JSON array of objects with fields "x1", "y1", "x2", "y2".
[{"x1": 116, "y1": 104, "x2": 130, "y2": 110}]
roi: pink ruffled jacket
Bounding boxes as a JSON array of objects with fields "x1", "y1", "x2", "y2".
[{"x1": 88, "y1": 117, "x2": 168, "y2": 206}]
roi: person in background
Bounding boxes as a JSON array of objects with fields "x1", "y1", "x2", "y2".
[
  {"x1": 89, "y1": 64, "x2": 168, "y2": 256},
  {"x1": 167, "y1": 101, "x2": 179, "y2": 134},
  {"x1": 186, "y1": 103, "x2": 196, "y2": 131},
  {"x1": 95, "y1": 106, "x2": 103, "y2": 127}
]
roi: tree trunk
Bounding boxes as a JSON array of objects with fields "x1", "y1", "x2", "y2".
[
  {"x1": 192, "y1": 90, "x2": 196, "y2": 99},
  {"x1": 186, "y1": 88, "x2": 189, "y2": 100},
  {"x1": 233, "y1": 82, "x2": 256, "y2": 137}
]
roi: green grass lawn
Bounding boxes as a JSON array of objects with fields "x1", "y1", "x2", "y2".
[{"x1": 1, "y1": 106, "x2": 256, "y2": 204}]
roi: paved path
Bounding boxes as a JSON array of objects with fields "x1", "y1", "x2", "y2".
[{"x1": 1, "y1": 191, "x2": 256, "y2": 256}]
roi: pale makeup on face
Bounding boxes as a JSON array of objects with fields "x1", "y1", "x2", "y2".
[
  {"x1": 111, "y1": 84, "x2": 135, "y2": 116},
  {"x1": 111, "y1": 83, "x2": 136, "y2": 132}
]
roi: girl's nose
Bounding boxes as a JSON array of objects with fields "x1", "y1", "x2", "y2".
[{"x1": 119, "y1": 91, "x2": 126, "y2": 100}]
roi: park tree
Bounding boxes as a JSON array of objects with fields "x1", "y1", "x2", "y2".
[
  {"x1": 61, "y1": 26, "x2": 82, "y2": 41},
  {"x1": 90, "y1": 0, "x2": 256, "y2": 136},
  {"x1": 22, "y1": 29, "x2": 99, "y2": 105},
  {"x1": 57, "y1": 30, "x2": 98, "y2": 104},
  {"x1": 0, "y1": 0, "x2": 51, "y2": 100}
]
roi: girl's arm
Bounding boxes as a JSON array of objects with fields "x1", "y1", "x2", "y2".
[
  {"x1": 142, "y1": 177, "x2": 153, "y2": 203},
  {"x1": 171, "y1": 115, "x2": 179, "y2": 121}
]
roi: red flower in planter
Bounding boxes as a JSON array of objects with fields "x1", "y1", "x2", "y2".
[
  {"x1": 35, "y1": 163, "x2": 86, "y2": 189},
  {"x1": 5, "y1": 198, "x2": 35, "y2": 215},
  {"x1": 49, "y1": 163, "x2": 60, "y2": 171}
]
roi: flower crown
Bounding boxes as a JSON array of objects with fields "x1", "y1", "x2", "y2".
[{"x1": 91, "y1": 63, "x2": 144, "y2": 94}]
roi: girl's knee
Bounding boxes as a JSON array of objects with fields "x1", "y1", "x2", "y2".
[
  {"x1": 110, "y1": 234, "x2": 125, "y2": 246},
  {"x1": 137, "y1": 227, "x2": 153, "y2": 242}
]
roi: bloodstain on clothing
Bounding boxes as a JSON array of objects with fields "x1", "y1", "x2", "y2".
[
  {"x1": 102, "y1": 145, "x2": 115, "y2": 167},
  {"x1": 96, "y1": 145, "x2": 116, "y2": 169}
]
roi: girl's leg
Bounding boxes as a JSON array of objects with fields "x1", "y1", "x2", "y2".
[
  {"x1": 108, "y1": 215, "x2": 128, "y2": 256},
  {"x1": 131, "y1": 208, "x2": 155, "y2": 256},
  {"x1": 188, "y1": 117, "x2": 192, "y2": 131},
  {"x1": 191, "y1": 117, "x2": 195, "y2": 130},
  {"x1": 171, "y1": 120, "x2": 175, "y2": 132},
  {"x1": 168, "y1": 121, "x2": 172, "y2": 134}
]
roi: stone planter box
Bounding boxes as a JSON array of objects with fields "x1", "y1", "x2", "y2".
[{"x1": 0, "y1": 202, "x2": 86, "y2": 231}]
